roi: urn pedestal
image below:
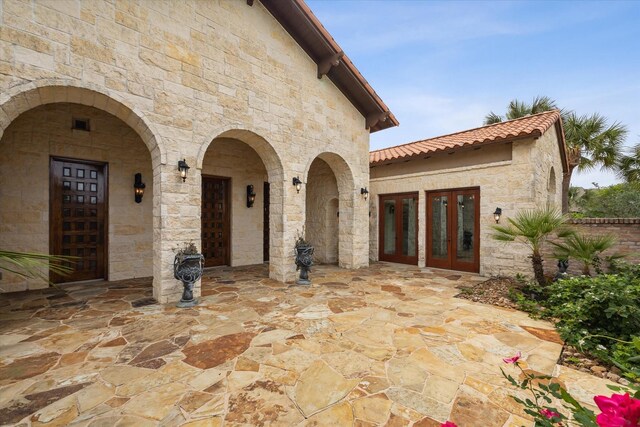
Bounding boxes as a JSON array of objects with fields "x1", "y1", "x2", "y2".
[
  {"x1": 173, "y1": 253, "x2": 204, "y2": 307},
  {"x1": 295, "y1": 244, "x2": 314, "y2": 285}
]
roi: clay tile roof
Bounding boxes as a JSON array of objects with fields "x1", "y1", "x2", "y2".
[{"x1": 370, "y1": 110, "x2": 563, "y2": 164}]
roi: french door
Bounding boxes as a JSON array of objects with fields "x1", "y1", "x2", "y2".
[
  {"x1": 379, "y1": 193, "x2": 418, "y2": 265},
  {"x1": 426, "y1": 188, "x2": 480, "y2": 272},
  {"x1": 50, "y1": 158, "x2": 107, "y2": 283},
  {"x1": 202, "y1": 176, "x2": 230, "y2": 267}
]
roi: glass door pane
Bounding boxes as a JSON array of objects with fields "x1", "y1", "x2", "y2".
[
  {"x1": 383, "y1": 199, "x2": 396, "y2": 255},
  {"x1": 431, "y1": 195, "x2": 448, "y2": 259},
  {"x1": 455, "y1": 193, "x2": 475, "y2": 262},
  {"x1": 401, "y1": 198, "x2": 417, "y2": 256}
]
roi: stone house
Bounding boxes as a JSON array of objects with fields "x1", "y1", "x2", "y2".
[
  {"x1": 368, "y1": 111, "x2": 568, "y2": 276},
  {"x1": 0, "y1": 0, "x2": 399, "y2": 301}
]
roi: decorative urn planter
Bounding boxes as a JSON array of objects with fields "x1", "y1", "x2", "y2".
[
  {"x1": 294, "y1": 236, "x2": 314, "y2": 285},
  {"x1": 173, "y1": 243, "x2": 204, "y2": 308}
]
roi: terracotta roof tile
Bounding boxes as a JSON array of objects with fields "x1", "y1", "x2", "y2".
[{"x1": 370, "y1": 110, "x2": 562, "y2": 164}]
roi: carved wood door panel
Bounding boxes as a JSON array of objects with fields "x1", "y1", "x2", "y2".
[
  {"x1": 50, "y1": 158, "x2": 107, "y2": 283},
  {"x1": 202, "y1": 176, "x2": 230, "y2": 267}
]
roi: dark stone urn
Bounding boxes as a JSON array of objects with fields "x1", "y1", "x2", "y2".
[
  {"x1": 294, "y1": 243, "x2": 314, "y2": 285},
  {"x1": 174, "y1": 253, "x2": 204, "y2": 307}
]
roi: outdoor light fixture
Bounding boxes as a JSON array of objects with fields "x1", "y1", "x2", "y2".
[
  {"x1": 360, "y1": 187, "x2": 369, "y2": 200},
  {"x1": 178, "y1": 159, "x2": 190, "y2": 182},
  {"x1": 292, "y1": 177, "x2": 302, "y2": 193},
  {"x1": 494, "y1": 207, "x2": 503, "y2": 223},
  {"x1": 246, "y1": 184, "x2": 256, "y2": 207},
  {"x1": 134, "y1": 173, "x2": 146, "y2": 203}
]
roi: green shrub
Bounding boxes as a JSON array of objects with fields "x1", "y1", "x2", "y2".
[{"x1": 546, "y1": 273, "x2": 640, "y2": 379}]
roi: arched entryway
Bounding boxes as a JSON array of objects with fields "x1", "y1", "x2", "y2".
[
  {"x1": 304, "y1": 152, "x2": 356, "y2": 268},
  {"x1": 0, "y1": 83, "x2": 160, "y2": 292},
  {"x1": 198, "y1": 128, "x2": 284, "y2": 278}
]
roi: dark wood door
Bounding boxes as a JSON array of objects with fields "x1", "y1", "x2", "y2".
[
  {"x1": 426, "y1": 188, "x2": 480, "y2": 273},
  {"x1": 263, "y1": 181, "x2": 270, "y2": 262},
  {"x1": 202, "y1": 176, "x2": 230, "y2": 267},
  {"x1": 50, "y1": 158, "x2": 107, "y2": 283},
  {"x1": 378, "y1": 193, "x2": 419, "y2": 265}
]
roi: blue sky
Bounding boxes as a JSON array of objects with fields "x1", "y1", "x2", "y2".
[{"x1": 307, "y1": 0, "x2": 640, "y2": 188}]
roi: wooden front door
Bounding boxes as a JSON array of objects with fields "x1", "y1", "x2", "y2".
[
  {"x1": 263, "y1": 181, "x2": 270, "y2": 262},
  {"x1": 50, "y1": 158, "x2": 107, "y2": 283},
  {"x1": 202, "y1": 176, "x2": 230, "y2": 267},
  {"x1": 378, "y1": 192, "x2": 419, "y2": 265},
  {"x1": 426, "y1": 187, "x2": 480, "y2": 273}
]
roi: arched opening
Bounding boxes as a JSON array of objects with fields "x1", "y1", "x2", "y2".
[
  {"x1": 304, "y1": 152, "x2": 355, "y2": 267},
  {"x1": 0, "y1": 103, "x2": 154, "y2": 291},
  {"x1": 547, "y1": 167, "x2": 557, "y2": 207},
  {"x1": 199, "y1": 129, "x2": 284, "y2": 273},
  {"x1": 326, "y1": 198, "x2": 340, "y2": 264}
]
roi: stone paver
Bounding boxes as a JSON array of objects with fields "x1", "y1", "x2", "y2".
[{"x1": 0, "y1": 263, "x2": 613, "y2": 426}]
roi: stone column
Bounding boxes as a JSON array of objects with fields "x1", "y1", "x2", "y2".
[{"x1": 153, "y1": 160, "x2": 202, "y2": 304}]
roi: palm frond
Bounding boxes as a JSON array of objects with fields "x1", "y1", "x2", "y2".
[
  {"x1": 0, "y1": 250, "x2": 76, "y2": 284},
  {"x1": 484, "y1": 112, "x2": 504, "y2": 125}
]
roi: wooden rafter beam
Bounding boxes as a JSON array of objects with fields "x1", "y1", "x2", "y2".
[
  {"x1": 366, "y1": 111, "x2": 390, "y2": 130},
  {"x1": 317, "y1": 51, "x2": 344, "y2": 79}
]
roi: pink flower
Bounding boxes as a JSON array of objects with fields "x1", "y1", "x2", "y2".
[
  {"x1": 440, "y1": 422, "x2": 458, "y2": 427},
  {"x1": 503, "y1": 351, "x2": 522, "y2": 364},
  {"x1": 539, "y1": 408, "x2": 561, "y2": 419},
  {"x1": 594, "y1": 393, "x2": 640, "y2": 427}
]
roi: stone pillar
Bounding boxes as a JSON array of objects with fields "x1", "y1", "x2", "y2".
[{"x1": 153, "y1": 160, "x2": 202, "y2": 304}]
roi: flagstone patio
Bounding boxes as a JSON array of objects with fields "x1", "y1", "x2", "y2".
[{"x1": 0, "y1": 263, "x2": 614, "y2": 426}]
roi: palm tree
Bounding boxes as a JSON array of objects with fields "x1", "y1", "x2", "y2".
[
  {"x1": 492, "y1": 207, "x2": 573, "y2": 286},
  {"x1": 551, "y1": 233, "x2": 617, "y2": 276},
  {"x1": 483, "y1": 96, "x2": 562, "y2": 125},
  {"x1": 484, "y1": 97, "x2": 627, "y2": 212},
  {"x1": 617, "y1": 142, "x2": 640, "y2": 183},
  {"x1": 563, "y1": 113, "x2": 628, "y2": 212}
]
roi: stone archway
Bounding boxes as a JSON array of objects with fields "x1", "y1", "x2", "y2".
[
  {"x1": 0, "y1": 80, "x2": 166, "y2": 166},
  {"x1": 0, "y1": 83, "x2": 165, "y2": 294},
  {"x1": 198, "y1": 127, "x2": 287, "y2": 281},
  {"x1": 304, "y1": 152, "x2": 357, "y2": 268}
]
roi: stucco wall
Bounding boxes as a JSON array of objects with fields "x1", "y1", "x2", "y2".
[
  {"x1": 201, "y1": 138, "x2": 267, "y2": 267},
  {"x1": 0, "y1": 103, "x2": 153, "y2": 292},
  {"x1": 369, "y1": 127, "x2": 564, "y2": 278},
  {"x1": 0, "y1": 0, "x2": 371, "y2": 301},
  {"x1": 305, "y1": 158, "x2": 339, "y2": 264}
]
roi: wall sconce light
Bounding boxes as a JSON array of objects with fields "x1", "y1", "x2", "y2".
[
  {"x1": 493, "y1": 207, "x2": 503, "y2": 223},
  {"x1": 458, "y1": 201, "x2": 465, "y2": 209},
  {"x1": 178, "y1": 159, "x2": 190, "y2": 182},
  {"x1": 246, "y1": 184, "x2": 256, "y2": 207},
  {"x1": 292, "y1": 177, "x2": 302, "y2": 193},
  {"x1": 134, "y1": 173, "x2": 146, "y2": 203},
  {"x1": 360, "y1": 187, "x2": 369, "y2": 201}
]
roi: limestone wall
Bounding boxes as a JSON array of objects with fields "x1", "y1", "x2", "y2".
[
  {"x1": 305, "y1": 158, "x2": 339, "y2": 264},
  {"x1": 369, "y1": 126, "x2": 565, "y2": 278},
  {"x1": 201, "y1": 138, "x2": 267, "y2": 267},
  {"x1": 0, "y1": 103, "x2": 153, "y2": 292},
  {"x1": 0, "y1": 0, "x2": 371, "y2": 301}
]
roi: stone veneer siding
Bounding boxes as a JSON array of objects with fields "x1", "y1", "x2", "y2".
[
  {"x1": 369, "y1": 125, "x2": 565, "y2": 278},
  {"x1": 543, "y1": 218, "x2": 640, "y2": 276},
  {"x1": 0, "y1": 0, "x2": 371, "y2": 301}
]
